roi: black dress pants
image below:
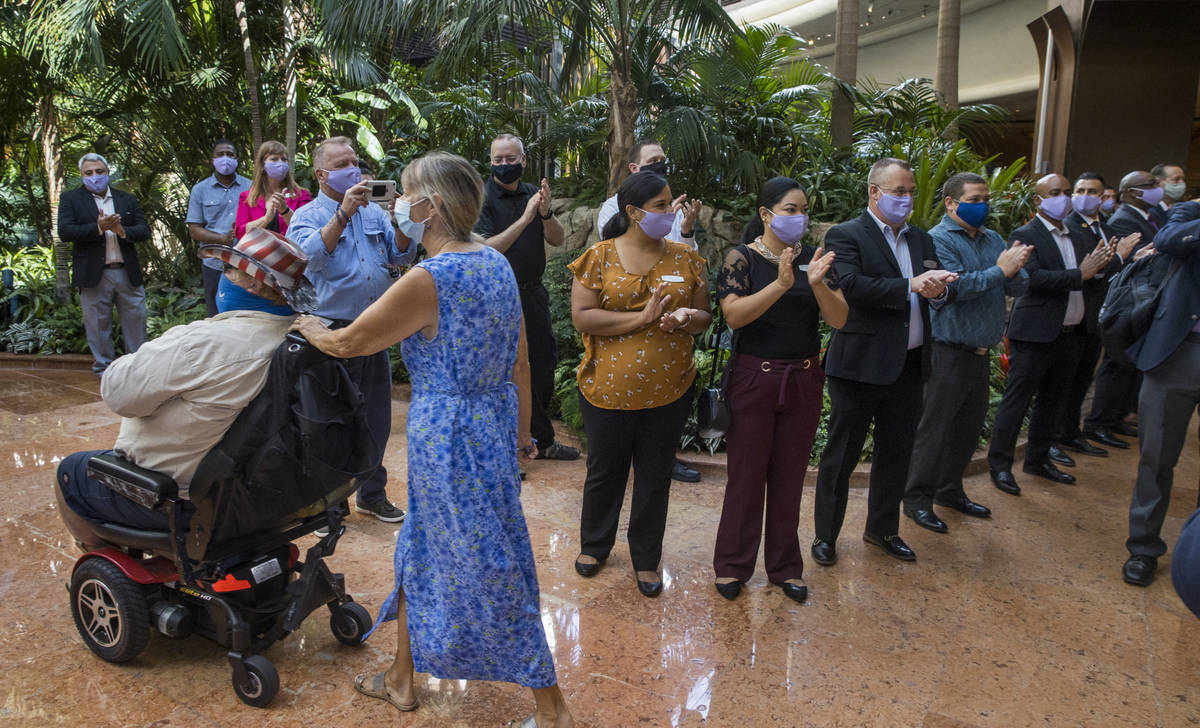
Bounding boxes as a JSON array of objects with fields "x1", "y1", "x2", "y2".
[
  {"x1": 1056, "y1": 330, "x2": 1103, "y2": 443},
  {"x1": 578, "y1": 387, "x2": 693, "y2": 571},
  {"x1": 905, "y1": 343, "x2": 991, "y2": 509},
  {"x1": 987, "y1": 328, "x2": 1084, "y2": 472},
  {"x1": 332, "y1": 319, "x2": 392, "y2": 506},
  {"x1": 814, "y1": 347, "x2": 924, "y2": 542},
  {"x1": 1084, "y1": 353, "x2": 1138, "y2": 431},
  {"x1": 519, "y1": 283, "x2": 559, "y2": 449}
]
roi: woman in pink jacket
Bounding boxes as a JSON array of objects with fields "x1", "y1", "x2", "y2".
[{"x1": 234, "y1": 140, "x2": 312, "y2": 238}]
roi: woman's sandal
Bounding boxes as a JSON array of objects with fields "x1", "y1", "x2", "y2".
[{"x1": 353, "y1": 672, "x2": 418, "y2": 712}]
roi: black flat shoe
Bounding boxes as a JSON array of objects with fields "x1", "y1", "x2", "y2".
[
  {"x1": 1085, "y1": 428, "x2": 1130, "y2": 449},
  {"x1": 1022, "y1": 461, "x2": 1076, "y2": 484},
  {"x1": 811, "y1": 538, "x2": 837, "y2": 566},
  {"x1": 781, "y1": 582, "x2": 808, "y2": 604},
  {"x1": 671, "y1": 460, "x2": 701, "y2": 483},
  {"x1": 862, "y1": 532, "x2": 916, "y2": 561},
  {"x1": 904, "y1": 507, "x2": 948, "y2": 533},
  {"x1": 574, "y1": 555, "x2": 603, "y2": 578},
  {"x1": 990, "y1": 469, "x2": 1021, "y2": 495},
  {"x1": 934, "y1": 495, "x2": 992, "y2": 518},
  {"x1": 1047, "y1": 446, "x2": 1076, "y2": 467},
  {"x1": 714, "y1": 580, "x2": 741, "y2": 600},
  {"x1": 1058, "y1": 437, "x2": 1108, "y2": 457},
  {"x1": 637, "y1": 577, "x2": 663, "y2": 598},
  {"x1": 1122, "y1": 555, "x2": 1157, "y2": 587},
  {"x1": 1112, "y1": 421, "x2": 1139, "y2": 438}
]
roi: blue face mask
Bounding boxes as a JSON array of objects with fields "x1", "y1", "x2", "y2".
[
  {"x1": 953, "y1": 200, "x2": 989, "y2": 229},
  {"x1": 394, "y1": 198, "x2": 431, "y2": 247},
  {"x1": 216, "y1": 274, "x2": 293, "y2": 316}
]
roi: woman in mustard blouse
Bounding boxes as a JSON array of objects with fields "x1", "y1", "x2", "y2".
[{"x1": 568, "y1": 171, "x2": 712, "y2": 598}]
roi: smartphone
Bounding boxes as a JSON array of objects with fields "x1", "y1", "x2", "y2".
[{"x1": 366, "y1": 179, "x2": 396, "y2": 203}]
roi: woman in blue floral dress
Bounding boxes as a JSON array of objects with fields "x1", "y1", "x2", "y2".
[{"x1": 292, "y1": 152, "x2": 573, "y2": 728}]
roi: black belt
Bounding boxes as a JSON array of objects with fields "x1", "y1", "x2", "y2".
[
  {"x1": 934, "y1": 340, "x2": 989, "y2": 356},
  {"x1": 105, "y1": 263, "x2": 124, "y2": 269},
  {"x1": 516, "y1": 280, "x2": 543, "y2": 291}
]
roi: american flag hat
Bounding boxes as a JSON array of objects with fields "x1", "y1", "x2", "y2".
[{"x1": 199, "y1": 228, "x2": 317, "y2": 312}]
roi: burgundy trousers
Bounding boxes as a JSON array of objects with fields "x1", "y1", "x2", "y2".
[{"x1": 713, "y1": 353, "x2": 824, "y2": 583}]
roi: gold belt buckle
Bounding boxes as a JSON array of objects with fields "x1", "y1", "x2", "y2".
[
  {"x1": 760, "y1": 361, "x2": 772, "y2": 372},
  {"x1": 802, "y1": 359, "x2": 812, "y2": 369}
]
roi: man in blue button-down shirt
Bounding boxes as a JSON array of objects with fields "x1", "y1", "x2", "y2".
[
  {"x1": 186, "y1": 140, "x2": 250, "y2": 315},
  {"x1": 288, "y1": 136, "x2": 414, "y2": 522},
  {"x1": 903, "y1": 172, "x2": 1030, "y2": 534}
]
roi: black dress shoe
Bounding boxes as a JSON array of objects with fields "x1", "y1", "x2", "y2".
[
  {"x1": 811, "y1": 538, "x2": 837, "y2": 566},
  {"x1": 862, "y1": 532, "x2": 916, "y2": 561},
  {"x1": 990, "y1": 470, "x2": 1021, "y2": 495},
  {"x1": 1112, "y1": 421, "x2": 1138, "y2": 438},
  {"x1": 1085, "y1": 428, "x2": 1130, "y2": 449},
  {"x1": 714, "y1": 580, "x2": 741, "y2": 600},
  {"x1": 1047, "y1": 446, "x2": 1076, "y2": 467},
  {"x1": 574, "y1": 554, "x2": 603, "y2": 578},
  {"x1": 1022, "y1": 461, "x2": 1077, "y2": 484},
  {"x1": 1122, "y1": 555, "x2": 1157, "y2": 587},
  {"x1": 671, "y1": 460, "x2": 701, "y2": 483},
  {"x1": 934, "y1": 495, "x2": 992, "y2": 518},
  {"x1": 781, "y1": 583, "x2": 808, "y2": 604},
  {"x1": 637, "y1": 576, "x2": 663, "y2": 598},
  {"x1": 904, "y1": 507, "x2": 948, "y2": 533},
  {"x1": 1058, "y1": 437, "x2": 1109, "y2": 457}
]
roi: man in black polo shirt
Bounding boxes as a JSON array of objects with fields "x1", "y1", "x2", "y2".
[{"x1": 475, "y1": 133, "x2": 579, "y2": 461}]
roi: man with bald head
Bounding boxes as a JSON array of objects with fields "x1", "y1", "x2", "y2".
[
  {"x1": 287, "y1": 136, "x2": 415, "y2": 523},
  {"x1": 987, "y1": 173, "x2": 1113, "y2": 495},
  {"x1": 812, "y1": 157, "x2": 958, "y2": 565},
  {"x1": 1084, "y1": 170, "x2": 1162, "y2": 450}
]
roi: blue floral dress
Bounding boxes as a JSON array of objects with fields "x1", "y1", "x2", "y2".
[{"x1": 371, "y1": 246, "x2": 557, "y2": 689}]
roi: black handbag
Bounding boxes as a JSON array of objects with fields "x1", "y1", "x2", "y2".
[{"x1": 696, "y1": 308, "x2": 735, "y2": 439}]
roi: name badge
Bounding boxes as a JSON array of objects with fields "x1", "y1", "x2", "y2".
[
  {"x1": 660, "y1": 275, "x2": 685, "y2": 283},
  {"x1": 922, "y1": 259, "x2": 938, "y2": 268}
]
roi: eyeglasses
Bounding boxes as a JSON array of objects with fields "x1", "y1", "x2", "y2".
[
  {"x1": 877, "y1": 186, "x2": 918, "y2": 197},
  {"x1": 491, "y1": 155, "x2": 522, "y2": 165}
]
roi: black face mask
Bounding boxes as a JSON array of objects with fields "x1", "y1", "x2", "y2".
[
  {"x1": 640, "y1": 160, "x2": 668, "y2": 177},
  {"x1": 491, "y1": 163, "x2": 524, "y2": 184}
]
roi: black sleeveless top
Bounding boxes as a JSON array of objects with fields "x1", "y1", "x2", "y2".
[{"x1": 716, "y1": 243, "x2": 824, "y2": 360}]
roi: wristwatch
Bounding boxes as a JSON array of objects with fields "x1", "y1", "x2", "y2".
[{"x1": 540, "y1": 209, "x2": 554, "y2": 220}]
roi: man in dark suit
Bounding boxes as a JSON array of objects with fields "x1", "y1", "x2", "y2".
[
  {"x1": 57, "y1": 153, "x2": 150, "y2": 375},
  {"x1": 1084, "y1": 170, "x2": 1162, "y2": 448},
  {"x1": 812, "y1": 157, "x2": 957, "y2": 565},
  {"x1": 1055, "y1": 172, "x2": 1138, "y2": 462},
  {"x1": 987, "y1": 173, "x2": 1113, "y2": 495},
  {"x1": 1122, "y1": 199, "x2": 1200, "y2": 586}
]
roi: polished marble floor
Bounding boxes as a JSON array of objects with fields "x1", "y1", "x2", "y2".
[{"x1": 1, "y1": 366, "x2": 1197, "y2": 727}]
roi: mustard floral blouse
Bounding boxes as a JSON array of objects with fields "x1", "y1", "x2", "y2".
[{"x1": 568, "y1": 239, "x2": 707, "y2": 410}]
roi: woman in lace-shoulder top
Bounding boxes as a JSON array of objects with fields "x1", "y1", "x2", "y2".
[{"x1": 711, "y1": 176, "x2": 847, "y2": 605}]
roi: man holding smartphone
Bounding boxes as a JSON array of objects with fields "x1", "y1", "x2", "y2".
[{"x1": 288, "y1": 136, "x2": 414, "y2": 523}]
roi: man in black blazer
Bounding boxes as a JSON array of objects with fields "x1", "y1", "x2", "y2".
[
  {"x1": 1084, "y1": 170, "x2": 1162, "y2": 448},
  {"x1": 1055, "y1": 172, "x2": 1138, "y2": 461},
  {"x1": 57, "y1": 153, "x2": 151, "y2": 375},
  {"x1": 812, "y1": 157, "x2": 957, "y2": 565},
  {"x1": 1122, "y1": 199, "x2": 1200, "y2": 586},
  {"x1": 987, "y1": 173, "x2": 1112, "y2": 494}
]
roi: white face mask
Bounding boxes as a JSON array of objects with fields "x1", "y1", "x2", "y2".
[
  {"x1": 394, "y1": 198, "x2": 431, "y2": 246},
  {"x1": 1163, "y1": 181, "x2": 1187, "y2": 201}
]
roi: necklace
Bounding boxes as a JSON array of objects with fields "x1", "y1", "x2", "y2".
[{"x1": 748, "y1": 236, "x2": 785, "y2": 263}]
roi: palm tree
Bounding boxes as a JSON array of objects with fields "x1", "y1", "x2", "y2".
[
  {"x1": 318, "y1": 0, "x2": 739, "y2": 194},
  {"x1": 234, "y1": 0, "x2": 263, "y2": 151}
]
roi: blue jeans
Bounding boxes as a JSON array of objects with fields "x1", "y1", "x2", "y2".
[{"x1": 57, "y1": 450, "x2": 170, "y2": 531}]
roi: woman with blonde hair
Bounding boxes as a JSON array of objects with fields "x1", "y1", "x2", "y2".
[
  {"x1": 291, "y1": 151, "x2": 573, "y2": 728},
  {"x1": 233, "y1": 140, "x2": 311, "y2": 238}
]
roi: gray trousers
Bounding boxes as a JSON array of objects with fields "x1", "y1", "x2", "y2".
[
  {"x1": 905, "y1": 342, "x2": 991, "y2": 509},
  {"x1": 80, "y1": 268, "x2": 148, "y2": 374},
  {"x1": 1128, "y1": 334, "x2": 1200, "y2": 558}
]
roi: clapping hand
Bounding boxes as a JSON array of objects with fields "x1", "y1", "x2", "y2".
[
  {"x1": 1112, "y1": 233, "x2": 1140, "y2": 261},
  {"x1": 672, "y1": 195, "x2": 702, "y2": 235},
  {"x1": 660, "y1": 307, "x2": 698, "y2": 332},
  {"x1": 997, "y1": 243, "x2": 1033, "y2": 277},
  {"x1": 538, "y1": 178, "x2": 552, "y2": 218},
  {"x1": 1079, "y1": 239, "x2": 1114, "y2": 280},
  {"x1": 806, "y1": 247, "x2": 838, "y2": 288},
  {"x1": 911, "y1": 269, "x2": 956, "y2": 299},
  {"x1": 639, "y1": 282, "x2": 672, "y2": 328}
]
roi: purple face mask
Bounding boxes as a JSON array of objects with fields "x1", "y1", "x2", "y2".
[
  {"x1": 635, "y1": 209, "x2": 675, "y2": 240},
  {"x1": 213, "y1": 156, "x2": 238, "y2": 176},
  {"x1": 769, "y1": 212, "x2": 810, "y2": 245},
  {"x1": 1038, "y1": 193, "x2": 1072, "y2": 220},
  {"x1": 83, "y1": 174, "x2": 109, "y2": 195},
  {"x1": 876, "y1": 193, "x2": 913, "y2": 225},
  {"x1": 323, "y1": 165, "x2": 362, "y2": 195},
  {"x1": 1100, "y1": 198, "x2": 1116, "y2": 213},
  {"x1": 1071, "y1": 194, "x2": 1103, "y2": 217},
  {"x1": 1137, "y1": 186, "x2": 1165, "y2": 207},
  {"x1": 264, "y1": 160, "x2": 290, "y2": 181}
]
